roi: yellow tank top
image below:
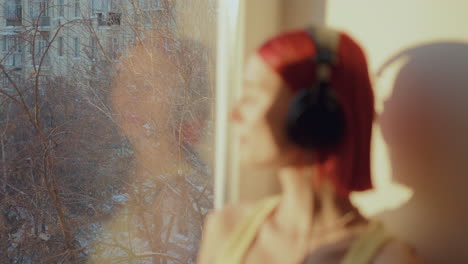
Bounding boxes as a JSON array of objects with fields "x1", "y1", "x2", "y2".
[{"x1": 217, "y1": 196, "x2": 391, "y2": 264}]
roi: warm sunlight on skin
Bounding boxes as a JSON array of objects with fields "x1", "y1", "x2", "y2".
[
  {"x1": 198, "y1": 30, "x2": 423, "y2": 263},
  {"x1": 230, "y1": 54, "x2": 301, "y2": 169},
  {"x1": 233, "y1": 52, "x2": 413, "y2": 217}
]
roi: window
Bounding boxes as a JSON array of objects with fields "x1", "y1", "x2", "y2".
[
  {"x1": 33, "y1": 34, "x2": 48, "y2": 65},
  {"x1": 110, "y1": 0, "x2": 120, "y2": 11},
  {"x1": 1, "y1": 73, "x2": 8, "y2": 87},
  {"x1": 5, "y1": 0, "x2": 22, "y2": 26},
  {"x1": 73, "y1": 37, "x2": 79, "y2": 57},
  {"x1": 0, "y1": 1, "x2": 216, "y2": 263},
  {"x1": 30, "y1": 0, "x2": 49, "y2": 18},
  {"x1": 2, "y1": 36, "x2": 22, "y2": 67},
  {"x1": 2, "y1": 37, "x2": 7, "y2": 53},
  {"x1": 74, "y1": 0, "x2": 80, "y2": 17},
  {"x1": 2, "y1": 37, "x2": 13, "y2": 66},
  {"x1": 153, "y1": 0, "x2": 162, "y2": 10},
  {"x1": 101, "y1": 0, "x2": 109, "y2": 13},
  {"x1": 29, "y1": 0, "x2": 38, "y2": 18},
  {"x1": 107, "y1": 37, "x2": 120, "y2": 60},
  {"x1": 90, "y1": 38, "x2": 96, "y2": 59},
  {"x1": 139, "y1": 0, "x2": 161, "y2": 10},
  {"x1": 58, "y1": 36, "x2": 63, "y2": 56},
  {"x1": 58, "y1": 0, "x2": 64, "y2": 16},
  {"x1": 90, "y1": 0, "x2": 98, "y2": 16}
]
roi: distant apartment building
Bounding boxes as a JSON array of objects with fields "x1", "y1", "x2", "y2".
[
  {"x1": 0, "y1": 0, "x2": 217, "y2": 92},
  {"x1": 0, "y1": 0, "x2": 165, "y2": 88}
]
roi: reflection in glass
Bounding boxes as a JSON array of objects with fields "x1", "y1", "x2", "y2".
[{"x1": 0, "y1": 0, "x2": 216, "y2": 263}]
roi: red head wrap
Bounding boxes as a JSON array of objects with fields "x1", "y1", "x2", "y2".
[{"x1": 257, "y1": 29, "x2": 375, "y2": 196}]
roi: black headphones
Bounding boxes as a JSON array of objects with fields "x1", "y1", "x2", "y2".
[{"x1": 286, "y1": 27, "x2": 346, "y2": 150}]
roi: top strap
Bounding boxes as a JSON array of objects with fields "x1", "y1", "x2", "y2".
[
  {"x1": 341, "y1": 221, "x2": 392, "y2": 264},
  {"x1": 218, "y1": 195, "x2": 282, "y2": 264}
]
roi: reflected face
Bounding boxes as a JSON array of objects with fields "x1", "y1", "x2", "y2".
[{"x1": 230, "y1": 54, "x2": 298, "y2": 168}]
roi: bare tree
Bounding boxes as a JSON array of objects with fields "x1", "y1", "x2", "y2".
[{"x1": 0, "y1": 0, "x2": 216, "y2": 263}]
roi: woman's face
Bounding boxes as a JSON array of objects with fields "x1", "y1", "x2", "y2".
[{"x1": 230, "y1": 54, "x2": 301, "y2": 168}]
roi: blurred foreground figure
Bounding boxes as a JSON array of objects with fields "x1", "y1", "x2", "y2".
[
  {"x1": 197, "y1": 26, "x2": 421, "y2": 264},
  {"x1": 88, "y1": 33, "x2": 213, "y2": 264}
]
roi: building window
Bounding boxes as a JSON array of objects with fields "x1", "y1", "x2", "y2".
[
  {"x1": 5, "y1": 0, "x2": 22, "y2": 26},
  {"x1": 102, "y1": 0, "x2": 109, "y2": 13},
  {"x1": 108, "y1": 37, "x2": 120, "y2": 60},
  {"x1": 59, "y1": 0, "x2": 64, "y2": 16},
  {"x1": 90, "y1": 0, "x2": 97, "y2": 16},
  {"x1": 2, "y1": 38, "x2": 7, "y2": 53},
  {"x1": 154, "y1": 0, "x2": 162, "y2": 10},
  {"x1": 32, "y1": 34, "x2": 48, "y2": 65},
  {"x1": 139, "y1": 0, "x2": 162, "y2": 10},
  {"x1": 40, "y1": 0, "x2": 49, "y2": 16},
  {"x1": 90, "y1": 38, "x2": 97, "y2": 60},
  {"x1": 73, "y1": 37, "x2": 79, "y2": 57},
  {"x1": 30, "y1": 0, "x2": 49, "y2": 18},
  {"x1": 58, "y1": 36, "x2": 63, "y2": 56},
  {"x1": 2, "y1": 36, "x2": 23, "y2": 67},
  {"x1": 74, "y1": 0, "x2": 80, "y2": 17},
  {"x1": 110, "y1": 0, "x2": 120, "y2": 11}
]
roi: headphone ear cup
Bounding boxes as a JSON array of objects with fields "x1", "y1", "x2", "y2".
[{"x1": 286, "y1": 86, "x2": 345, "y2": 150}]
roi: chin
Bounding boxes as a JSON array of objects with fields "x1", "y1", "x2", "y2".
[
  {"x1": 239, "y1": 140, "x2": 287, "y2": 168},
  {"x1": 239, "y1": 154, "x2": 283, "y2": 169}
]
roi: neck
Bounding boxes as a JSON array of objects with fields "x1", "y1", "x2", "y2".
[{"x1": 273, "y1": 166, "x2": 364, "y2": 237}]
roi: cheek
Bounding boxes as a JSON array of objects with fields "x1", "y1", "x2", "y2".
[{"x1": 264, "y1": 94, "x2": 292, "y2": 150}]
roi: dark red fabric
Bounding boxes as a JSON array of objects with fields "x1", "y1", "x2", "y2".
[{"x1": 257, "y1": 30, "x2": 375, "y2": 196}]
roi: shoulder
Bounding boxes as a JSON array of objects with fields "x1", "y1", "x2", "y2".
[
  {"x1": 196, "y1": 201, "x2": 257, "y2": 264},
  {"x1": 204, "y1": 200, "x2": 258, "y2": 237},
  {"x1": 373, "y1": 239, "x2": 423, "y2": 264}
]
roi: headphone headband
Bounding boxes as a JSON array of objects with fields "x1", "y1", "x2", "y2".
[
  {"x1": 305, "y1": 26, "x2": 340, "y2": 64},
  {"x1": 285, "y1": 26, "x2": 345, "y2": 150},
  {"x1": 305, "y1": 27, "x2": 340, "y2": 83}
]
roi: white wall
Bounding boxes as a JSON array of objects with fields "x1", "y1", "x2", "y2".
[{"x1": 326, "y1": 1, "x2": 468, "y2": 263}]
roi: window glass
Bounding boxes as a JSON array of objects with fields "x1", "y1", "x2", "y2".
[
  {"x1": 74, "y1": 0, "x2": 80, "y2": 17},
  {"x1": 74, "y1": 37, "x2": 79, "y2": 57},
  {"x1": 0, "y1": 0, "x2": 216, "y2": 263},
  {"x1": 59, "y1": 0, "x2": 64, "y2": 17},
  {"x1": 58, "y1": 36, "x2": 63, "y2": 56}
]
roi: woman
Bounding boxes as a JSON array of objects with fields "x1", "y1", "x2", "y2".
[{"x1": 197, "y1": 27, "x2": 421, "y2": 264}]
